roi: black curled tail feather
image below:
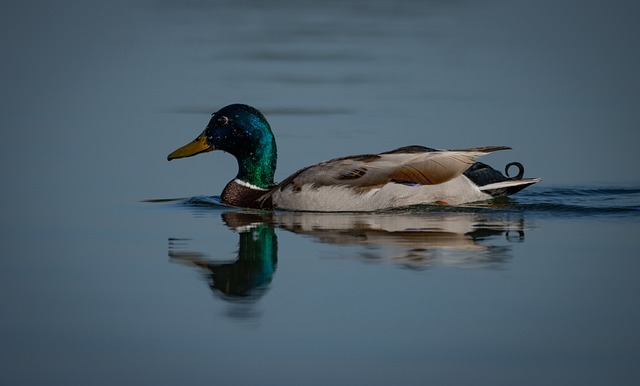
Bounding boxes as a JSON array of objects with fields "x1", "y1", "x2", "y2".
[
  {"x1": 464, "y1": 161, "x2": 536, "y2": 197},
  {"x1": 505, "y1": 162, "x2": 524, "y2": 180},
  {"x1": 464, "y1": 161, "x2": 527, "y2": 187}
]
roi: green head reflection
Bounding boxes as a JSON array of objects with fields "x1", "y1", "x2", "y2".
[{"x1": 170, "y1": 212, "x2": 277, "y2": 301}]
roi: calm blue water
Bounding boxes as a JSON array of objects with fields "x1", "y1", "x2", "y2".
[
  {"x1": 4, "y1": 185, "x2": 640, "y2": 385},
  {"x1": 2, "y1": 0, "x2": 640, "y2": 385},
  {"x1": 148, "y1": 187, "x2": 640, "y2": 385}
]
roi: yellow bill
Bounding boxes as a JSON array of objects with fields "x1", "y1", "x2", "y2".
[{"x1": 167, "y1": 131, "x2": 213, "y2": 161}]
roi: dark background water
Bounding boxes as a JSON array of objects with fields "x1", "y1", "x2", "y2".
[{"x1": 2, "y1": 0, "x2": 640, "y2": 385}]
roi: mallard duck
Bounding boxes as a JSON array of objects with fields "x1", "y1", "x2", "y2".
[{"x1": 167, "y1": 104, "x2": 540, "y2": 211}]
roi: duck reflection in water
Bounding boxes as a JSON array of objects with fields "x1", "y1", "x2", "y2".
[
  {"x1": 169, "y1": 212, "x2": 277, "y2": 302},
  {"x1": 273, "y1": 210, "x2": 524, "y2": 269},
  {"x1": 169, "y1": 206, "x2": 526, "y2": 307}
]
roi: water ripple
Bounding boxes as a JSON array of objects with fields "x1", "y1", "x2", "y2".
[
  {"x1": 158, "y1": 185, "x2": 640, "y2": 219},
  {"x1": 509, "y1": 186, "x2": 640, "y2": 217}
]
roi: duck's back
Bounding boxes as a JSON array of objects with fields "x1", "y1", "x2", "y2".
[{"x1": 265, "y1": 146, "x2": 525, "y2": 211}]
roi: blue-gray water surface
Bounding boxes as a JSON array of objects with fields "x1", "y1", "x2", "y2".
[{"x1": 2, "y1": 0, "x2": 640, "y2": 385}]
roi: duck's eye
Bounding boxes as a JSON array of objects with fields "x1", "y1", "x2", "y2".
[{"x1": 217, "y1": 115, "x2": 229, "y2": 125}]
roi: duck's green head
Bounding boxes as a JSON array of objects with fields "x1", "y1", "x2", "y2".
[{"x1": 167, "y1": 104, "x2": 277, "y2": 189}]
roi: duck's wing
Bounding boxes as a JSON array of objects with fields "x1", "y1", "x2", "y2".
[{"x1": 275, "y1": 145, "x2": 510, "y2": 192}]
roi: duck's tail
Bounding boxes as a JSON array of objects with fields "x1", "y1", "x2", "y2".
[
  {"x1": 478, "y1": 178, "x2": 541, "y2": 197},
  {"x1": 464, "y1": 161, "x2": 540, "y2": 197}
]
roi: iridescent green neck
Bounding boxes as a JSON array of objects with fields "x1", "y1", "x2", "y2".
[{"x1": 235, "y1": 118, "x2": 277, "y2": 189}]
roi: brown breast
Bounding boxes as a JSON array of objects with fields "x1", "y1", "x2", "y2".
[{"x1": 221, "y1": 180, "x2": 273, "y2": 209}]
